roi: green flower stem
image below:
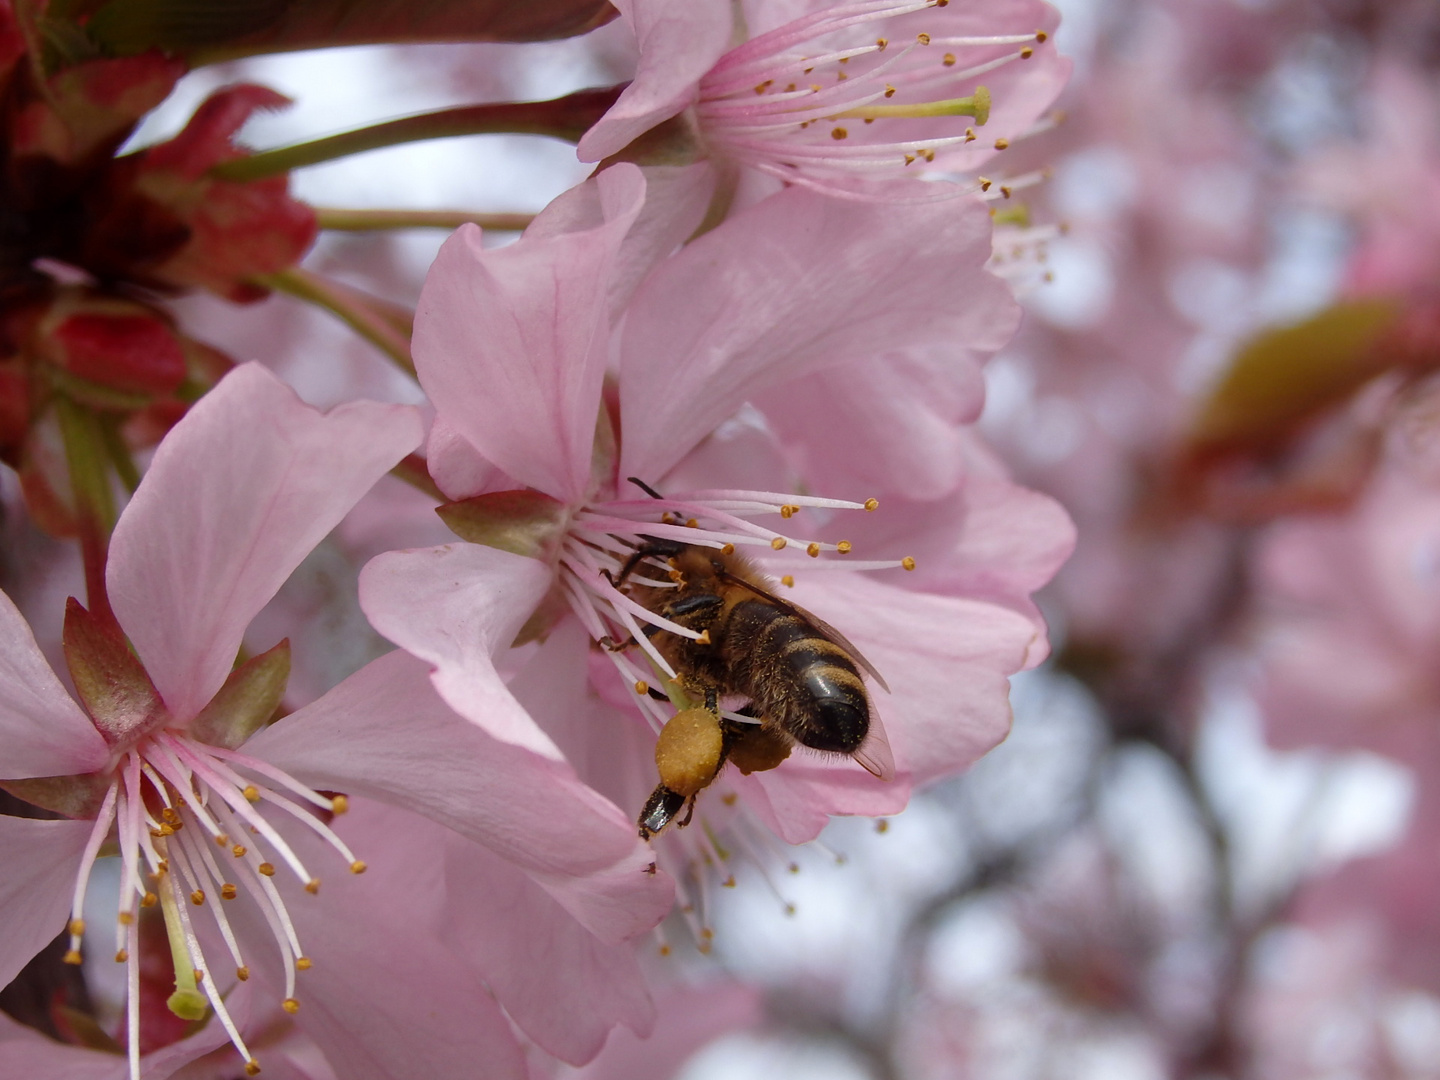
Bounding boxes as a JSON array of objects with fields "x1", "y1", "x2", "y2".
[
  {"x1": 54, "y1": 396, "x2": 117, "y2": 624},
  {"x1": 258, "y1": 268, "x2": 416, "y2": 377},
  {"x1": 391, "y1": 453, "x2": 443, "y2": 502},
  {"x1": 99, "y1": 416, "x2": 142, "y2": 493},
  {"x1": 211, "y1": 86, "x2": 624, "y2": 183},
  {"x1": 315, "y1": 208, "x2": 534, "y2": 232}
]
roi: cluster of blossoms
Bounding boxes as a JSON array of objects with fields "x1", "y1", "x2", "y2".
[{"x1": 0, "y1": 0, "x2": 1075, "y2": 1075}]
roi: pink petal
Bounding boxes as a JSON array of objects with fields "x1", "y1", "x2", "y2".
[
  {"x1": 575, "y1": 0, "x2": 735, "y2": 162},
  {"x1": 424, "y1": 414, "x2": 515, "y2": 501},
  {"x1": 618, "y1": 188, "x2": 1012, "y2": 482},
  {"x1": 0, "y1": 815, "x2": 94, "y2": 990},
  {"x1": 358, "y1": 544, "x2": 559, "y2": 758},
  {"x1": 0, "y1": 589, "x2": 107, "y2": 779},
  {"x1": 107, "y1": 363, "x2": 422, "y2": 722},
  {"x1": 410, "y1": 165, "x2": 645, "y2": 504},
  {"x1": 570, "y1": 982, "x2": 762, "y2": 1080},
  {"x1": 443, "y1": 831, "x2": 655, "y2": 1064},
  {"x1": 244, "y1": 649, "x2": 675, "y2": 942}
]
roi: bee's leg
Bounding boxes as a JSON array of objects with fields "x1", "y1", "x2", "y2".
[
  {"x1": 598, "y1": 634, "x2": 635, "y2": 652},
  {"x1": 677, "y1": 796, "x2": 697, "y2": 830},
  {"x1": 703, "y1": 686, "x2": 720, "y2": 718},
  {"x1": 607, "y1": 537, "x2": 686, "y2": 590},
  {"x1": 646, "y1": 686, "x2": 670, "y2": 702}
]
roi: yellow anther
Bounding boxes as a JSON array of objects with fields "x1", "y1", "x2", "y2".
[
  {"x1": 832, "y1": 127, "x2": 848, "y2": 140},
  {"x1": 781, "y1": 504, "x2": 799, "y2": 518},
  {"x1": 902, "y1": 556, "x2": 917, "y2": 571},
  {"x1": 685, "y1": 518, "x2": 698, "y2": 528},
  {"x1": 839, "y1": 56, "x2": 849, "y2": 63},
  {"x1": 920, "y1": 148, "x2": 935, "y2": 162},
  {"x1": 156, "y1": 859, "x2": 169, "y2": 874},
  {"x1": 722, "y1": 543, "x2": 736, "y2": 555},
  {"x1": 161, "y1": 807, "x2": 180, "y2": 824},
  {"x1": 904, "y1": 154, "x2": 916, "y2": 166},
  {"x1": 884, "y1": 84, "x2": 896, "y2": 98},
  {"x1": 244, "y1": 1060, "x2": 261, "y2": 1076},
  {"x1": 770, "y1": 537, "x2": 787, "y2": 550},
  {"x1": 282, "y1": 999, "x2": 300, "y2": 1015},
  {"x1": 243, "y1": 785, "x2": 260, "y2": 803},
  {"x1": 943, "y1": 53, "x2": 956, "y2": 66},
  {"x1": 63, "y1": 949, "x2": 82, "y2": 965},
  {"x1": 965, "y1": 127, "x2": 977, "y2": 142},
  {"x1": 1021, "y1": 46, "x2": 1034, "y2": 58},
  {"x1": 781, "y1": 575, "x2": 795, "y2": 588},
  {"x1": 978, "y1": 177, "x2": 993, "y2": 191},
  {"x1": 635, "y1": 680, "x2": 650, "y2": 696},
  {"x1": 232, "y1": 844, "x2": 247, "y2": 858},
  {"x1": 876, "y1": 819, "x2": 890, "y2": 833},
  {"x1": 221, "y1": 884, "x2": 238, "y2": 900},
  {"x1": 139, "y1": 894, "x2": 156, "y2": 910},
  {"x1": 258, "y1": 862, "x2": 276, "y2": 877},
  {"x1": 668, "y1": 568, "x2": 684, "y2": 582},
  {"x1": 115, "y1": 949, "x2": 128, "y2": 963},
  {"x1": 68, "y1": 918, "x2": 85, "y2": 936},
  {"x1": 995, "y1": 138, "x2": 1010, "y2": 150},
  {"x1": 810, "y1": 84, "x2": 821, "y2": 93},
  {"x1": 785, "y1": 904, "x2": 798, "y2": 915},
  {"x1": 837, "y1": 71, "x2": 848, "y2": 81},
  {"x1": 659, "y1": 944, "x2": 672, "y2": 956},
  {"x1": 789, "y1": 862, "x2": 800, "y2": 873},
  {"x1": 807, "y1": 543, "x2": 821, "y2": 558},
  {"x1": 190, "y1": 890, "x2": 205, "y2": 906},
  {"x1": 305, "y1": 879, "x2": 320, "y2": 895},
  {"x1": 1001, "y1": 185, "x2": 1013, "y2": 198},
  {"x1": 865, "y1": 117, "x2": 875, "y2": 124},
  {"x1": 214, "y1": 833, "x2": 229, "y2": 846},
  {"x1": 864, "y1": 498, "x2": 879, "y2": 511},
  {"x1": 721, "y1": 792, "x2": 738, "y2": 806},
  {"x1": 296, "y1": 957, "x2": 313, "y2": 971},
  {"x1": 785, "y1": 83, "x2": 796, "y2": 92},
  {"x1": 330, "y1": 794, "x2": 349, "y2": 815},
  {"x1": 701, "y1": 927, "x2": 715, "y2": 940},
  {"x1": 917, "y1": 32, "x2": 931, "y2": 44},
  {"x1": 723, "y1": 876, "x2": 736, "y2": 887},
  {"x1": 754, "y1": 80, "x2": 772, "y2": 94},
  {"x1": 1036, "y1": 29, "x2": 1048, "y2": 41},
  {"x1": 696, "y1": 630, "x2": 713, "y2": 645},
  {"x1": 195, "y1": 969, "x2": 205, "y2": 984},
  {"x1": 237, "y1": 966, "x2": 250, "y2": 981},
  {"x1": 350, "y1": 860, "x2": 367, "y2": 875},
  {"x1": 836, "y1": 541, "x2": 853, "y2": 554},
  {"x1": 876, "y1": 37, "x2": 888, "y2": 49}
]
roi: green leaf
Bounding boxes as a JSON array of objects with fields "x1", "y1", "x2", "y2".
[
  {"x1": 436, "y1": 489, "x2": 568, "y2": 560},
  {"x1": 188, "y1": 638, "x2": 290, "y2": 750},
  {"x1": 1188, "y1": 299, "x2": 1402, "y2": 458}
]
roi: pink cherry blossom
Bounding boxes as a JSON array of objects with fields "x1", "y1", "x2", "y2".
[
  {"x1": 0, "y1": 362, "x2": 670, "y2": 1077},
  {"x1": 361, "y1": 164, "x2": 1070, "y2": 892},
  {"x1": 579, "y1": 0, "x2": 1070, "y2": 199}
]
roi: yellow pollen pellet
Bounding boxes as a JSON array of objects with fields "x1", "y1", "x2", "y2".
[
  {"x1": 258, "y1": 862, "x2": 276, "y2": 877},
  {"x1": 902, "y1": 556, "x2": 917, "y2": 571},
  {"x1": 232, "y1": 844, "x2": 247, "y2": 858},
  {"x1": 221, "y1": 884, "x2": 238, "y2": 900},
  {"x1": 1036, "y1": 29, "x2": 1048, "y2": 41},
  {"x1": 876, "y1": 37, "x2": 888, "y2": 49},
  {"x1": 696, "y1": 630, "x2": 712, "y2": 645},
  {"x1": 115, "y1": 949, "x2": 128, "y2": 963},
  {"x1": 68, "y1": 918, "x2": 85, "y2": 936},
  {"x1": 351, "y1": 860, "x2": 367, "y2": 875},
  {"x1": 63, "y1": 949, "x2": 82, "y2": 965},
  {"x1": 243, "y1": 785, "x2": 260, "y2": 803},
  {"x1": 190, "y1": 890, "x2": 205, "y2": 906},
  {"x1": 995, "y1": 138, "x2": 1010, "y2": 150},
  {"x1": 771, "y1": 537, "x2": 787, "y2": 550},
  {"x1": 237, "y1": 966, "x2": 250, "y2": 981},
  {"x1": 244, "y1": 1059, "x2": 261, "y2": 1076},
  {"x1": 282, "y1": 998, "x2": 300, "y2": 1014},
  {"x1": 305, "y1": 879, "x2": 320, "y2": 895},
  {"x1": 837, "y1": 541, "x2": 853, "y2": 554},
  {"x1": 917, "y1": 32, "x2": 931, "y2": 44},
  {"x1": 831, "y1": 127, "x2": 848, "y2": 140},
  {"x1": 635, "y1": 680, "x2": 650, "y2": 696},
  {"x1": 943, "y1": 52, "x2": 956, "y2": 66},
  {"x1": 297, "y1": 957, "x2": 313, "y2": 971},
  {"x1": 722, "y1": 543, "x2": 736, "y2": 555},
  {"x1": 1021, "y1": 46, "x2": 1034, "y2": 58},
  {"x1": 864, "y1": 498, "x2": 879, "y2": 511},
  {"x1": 806, "y1": 543, "x2": 821, "y2": 558},
  {"x1": 781, "y1": 575, "x2": 795, "y2": 588},
  {"x1": 330, "y1": 794, "x2": 349, "y2": 815}
]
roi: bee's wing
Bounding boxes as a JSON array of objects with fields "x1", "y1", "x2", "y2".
[
  {"x1": 719, "y1": 571, "x2": 891, "y2": 693},
  {"x1": 852, "y1": 710, "x2": 896, "y2": 782}
]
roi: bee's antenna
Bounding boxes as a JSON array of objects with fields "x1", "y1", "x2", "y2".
[{"x1": 627, "y1": 477, "x2": 666, "y2": 500}]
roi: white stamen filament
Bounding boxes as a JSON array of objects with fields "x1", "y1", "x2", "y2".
[{"x1": 62, "y1": 733, "x2": 358, "y2": 1080}]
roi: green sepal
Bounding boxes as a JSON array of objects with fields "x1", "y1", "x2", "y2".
[
  {"x1": 188, "y1": 639, "x2": 290, "y2": 750},
  {"x1": 62, "y1": 597, "x2": 169, "y2": 748},
  {"x1": 0, "y1": 771, "x2": 114, "y2": 818},
  {"x1": 436, "y1": 490, "x2": 568, "y2": 560}
]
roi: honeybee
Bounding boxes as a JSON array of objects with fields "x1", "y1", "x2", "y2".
[{"x1": 614, "y1": 530, "x2": 895, "y2": 840}]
